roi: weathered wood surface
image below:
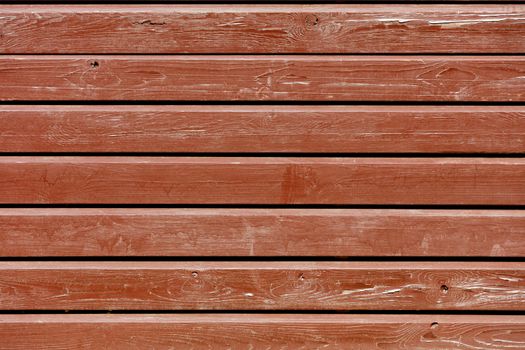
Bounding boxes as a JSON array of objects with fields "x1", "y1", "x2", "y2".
[
  {"x1": 1, "y1": 56, "x2": 524, "y2": 101},
  {"x1": 1, "y1": 314, "x2": 524, "y2": 350},
  {"x1": 1, "y1": 209, "x2": 523, "y2": 257},
  {"x1": 0, "y1": 262, "x2": 523, "y2": 310},
  {"x1": 0, "y1": 157, "x2": 523, "y2": 205},
  {"x1": 0, "y1": 1, "x2": 523, "y2": 340},
  {"x1": 2, "y1": 5, "x2": 525, "y2": 54},
  {"x1": 2, "y1": 105, "x2": 524, "y2": 153}
]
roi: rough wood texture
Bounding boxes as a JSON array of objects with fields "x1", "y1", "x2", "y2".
[
  {"x1": 0, "y1": 0, "x2": 523, "y2": 343},
  {"x1": 1, "y1": 314, "x2": 524, "y2": 350},
  {"x1": 0, "y1": 262, "x2": 523, "y2": 310},
  {"x1": 2, "y1": 5, "x2": 525, "y2": 54},
  {"x1": 0, "y1": 157, "x2": 523, "y2": 205},
  {"x1": 2, "y1": 105, "x2": 524, "y2": 153},
  {"x1": 1, "y1": 56, "x2": 524, "y2": 101},
  {"x1": 1, "y1": 209, "x2": 524, "y2": 257}
]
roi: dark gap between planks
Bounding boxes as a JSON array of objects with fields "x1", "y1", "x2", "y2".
[
  {"x1": 0, "y1": 256, "x2": 523, "y2": 262},
  {"x1": 1, "y1": 101, "x2": 525, "y2": 106},
  {"x1": 0, "y1": 204, "x2": 523, "y2": 209},
  {"x1": 1, "y1": 310, "x2": 524, "y2": 315}
]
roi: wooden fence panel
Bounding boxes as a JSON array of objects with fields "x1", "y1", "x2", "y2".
[
  {"x1": 0, "y1": 157, "x2": 523, "y2": 205},
  {"x1": 1, "y1": 314, "x2": 524, "y2": 350},
  {"x1": 0, "y1": 262, "x2": 523, "y2": 310},
  {"x1": 1, "y1": 5, "x2": 524, "y2": 54},
  {"x1": 2, "y1": 105, "x2": 524, "y2": 153},
  {"x1": 1, "y1": 208, "x2": 523, "y2": 257},
  {"x1": 0, "y1": 2, "x2": 523, "y2": 348},
  {"x1": 1, "y1": 56, "x2": 524, "y2": 101}
]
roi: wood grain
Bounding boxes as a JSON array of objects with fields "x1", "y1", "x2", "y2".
[
  {"x1": 1, "y1": 209, "x2": 524, "y2": 257},
  {"x1": 0, "y1": 262, "x2": 524, "y2": 311},
  {"x1": 2, "y1": 105, "x2": 524, "y2": 153},
  {"x1": 2, "y1": 5, "x2": 525, "y2": 53},
  {"x1": 1, "y1": 56, "x2": 525, "y2": 101},
  {"x1": 1, "y1": 1, "x2": 523, "y2": 345},
  {"x1": 1, "y1": 314, "x2": 524, "y2": 350},
  {"x1": 0, "y1": 157, "x2": 523, "y2": 205}
]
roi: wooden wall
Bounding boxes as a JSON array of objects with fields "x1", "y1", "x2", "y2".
[{"x1": 0, "y1": 1, "x2": 524, "y2": 349}]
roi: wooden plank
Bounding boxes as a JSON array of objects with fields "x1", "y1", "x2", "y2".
[
  {"x1": 1, "y1": 209, "x2": 524, "y2": 257},
  {"x1": 1, "y1": 56, "x2": 524, "y2": 101},
  {"x1": 0, "y1": 262, "x2": 523, "y2": 310},
  {"x1": 0, "y1": 157, "x2": 523, "y2": 205},
  {"x1": 2, "y1": 5, "x2": 525, "y2": 54},
  {"x1": 1, "y1": 314, "x2": 524, "y2": 350},
  {"x1": 2, "y1": 105, "x2": 525, "y2": 153}
]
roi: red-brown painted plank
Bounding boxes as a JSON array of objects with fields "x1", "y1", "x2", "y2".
[
  {"x1": 0, "y1": 157, "x2": 523, "y2": 205},
  {"x1": 2, "y1": 105, "x2": 524, "y2": 153},
  {"x1": 1, "y1": 209, "x2": 524, "y2": 257},
  {"x1": 1, "y1": 56, "x2": 524, "y2": 101},
  {"x1": 1, "y1": 314, "x2": 524, "y2": 350},
  {"x1": 0, "y1": 262, "x2": 523, "y2": 310},
  {"x1": 2, "y1": 5, "x2": 525, "y2": 54}
]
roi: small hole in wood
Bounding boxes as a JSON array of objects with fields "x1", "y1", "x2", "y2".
[
  {"x1": 191, "y1": 271, "x2": 199, "y2": 278},
  {"x1": 89, "y1": 61, "x2": 100, "y2": 69},
  {"x1": 298, "y1": 273, "x2": 305, "y2": 281},
  {"x1": 430, "y1": 322, "x2": 439, "y2": 329},
  {"x1": 440, "y1": 285, "x2": 449, "y2": 293}
]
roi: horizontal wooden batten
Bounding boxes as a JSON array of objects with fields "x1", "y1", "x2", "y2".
[
  {"x1": 2, "y1": 5, "x2": 525, "y2": 54},
  {"x1": 1, "y1": 56, "x2": 525, "y2": 101},
  {"x1": 0, "y1": 157, "x2": 524, "y2": 205},
  {"x1": 0, "y1": 262, "x2": 523, "y2": 310},
  {"x1": 1, "y1": 209, "x2": 524, "y2": 257},
  {"x1": 1, "y1": 314, "x2": 524, "y2": 350},
  {"x1": 2, "y1": 105, "x2": 525, "y2": 153}
]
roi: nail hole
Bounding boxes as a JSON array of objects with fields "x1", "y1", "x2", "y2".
[
  {"x1": 89, "y1": 61, "x2": 99, "y2": 69},
  {"x1": 431, "y1": 322, "x2": 439, "y2": 329},
  {"x1": 440, "y1": 285, "x2": 449, "y2": 293},
  {"x1": 191, "y1": 271, "x2": 198, "y2": 278},
  {"x1": 298, "y1": 273, "x2": 305, "y2": 281}
]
